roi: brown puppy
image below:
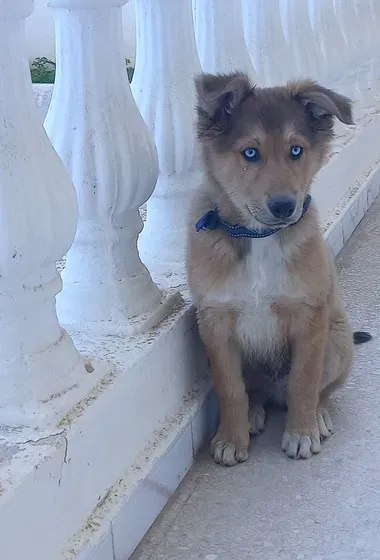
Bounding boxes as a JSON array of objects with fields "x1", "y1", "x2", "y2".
[{"x1": 187, "y1": 72, "x2": 367, "y2": 466}]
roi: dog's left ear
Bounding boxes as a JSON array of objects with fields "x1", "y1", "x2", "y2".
[
  {"x1": 290, "y1": 80, "x2": 354, "y2": 125},
  {"x1": 195, "y1": 72, "x2": 253, "y2": 137}
]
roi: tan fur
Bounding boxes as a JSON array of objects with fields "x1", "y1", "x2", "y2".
[{"x1": 187, "y1": 73, "x2": 354, "y2": 465}]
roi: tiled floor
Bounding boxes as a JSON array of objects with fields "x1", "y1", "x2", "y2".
[{"x1": 132, "y1": 197, "x2": 380, "y2": 560}]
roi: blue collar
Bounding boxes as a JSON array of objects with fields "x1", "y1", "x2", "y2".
[{"x1": 195, "y1": 195, "x2": 312, "y2": 239}]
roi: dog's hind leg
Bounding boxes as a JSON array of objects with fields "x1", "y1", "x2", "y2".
[
  {"x1": 320, "y1": 310, "x2": 354, "y2": 403},
  {"x1": 317, "y1": 309, "x2": 354, "y2": 439},
  {"x1": 244, "y1": 363, "x2": 273, "y2": 436},
  {"x1": 248, "y1": 390, "x2": 268, "y2": 435}
]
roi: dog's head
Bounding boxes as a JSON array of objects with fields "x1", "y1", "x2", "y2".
[{"x1": 195, "y1": 72, "x2": 353, "y2": 227}]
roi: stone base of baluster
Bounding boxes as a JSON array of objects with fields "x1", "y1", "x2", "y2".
[
  {"x1": 0, "y1": 344, "x2": 111, "y2": 429},
  {"x1": 56, "y1": 219, "x2": 183, "y2": 331},
  {"x1": 0, "y1": 297, "x2": 208, "y2": 559},
  {"x1": 59, "y1": 288, "x2": 183, "y2": 336},
  {"x1": 130, "y1": 289, "x2": 183, "y2": 332},
  {"x1": 75, "y1": 289, "x2": 183, "y2": 335}
]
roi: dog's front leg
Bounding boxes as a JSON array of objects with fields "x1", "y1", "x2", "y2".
[
  {"x1": 282, "y1": 305, "x2": 329, "y2": 460},
  {"x1": 198, "y1": 310, "x2": 250, "y2": 467}
]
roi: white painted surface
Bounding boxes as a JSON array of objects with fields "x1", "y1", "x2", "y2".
[
  {"x1": 242, "y1": 0, "x2": 298, "y2": 86},
  {"x1": 332, "y1": 0, "x2": 371, "y2": 106},
  {"x1": 0, "y1": 0, "x2": 105, "y2": 427},
  {"x1": 112, "y1": 424, "x2": 194, "y2": 560},
  {"x1": 132, "y1": 0, "x2": 202, "y2": 276},
  {"x1": 77, "y1": 529, "x2": 114, "y2": 560},
  {"x1": 311, "y1": 117, "x2": 380, "y2": 227},
  {"x1": 193, "y1": 0, "x2": 256, "y2": 80},
  {"x1": 25, "y1": 0, "x2": 136, "y2": 61},
  {"x1": 309, "y1": 0, "x2": 346, "y2": 83},
  {"x1": 45, "y1": 0, "x2": 179, "y2": 328},
  {"x1": 368, "y1": 0, "x2": 380, "y2": 93},
  {"x1": 281, "y1": 0, "x2": 324, "y2": 79},
  {"x1": 329, "y1": 2, "x2": 361, "y2": 104},
  {"x1": 0, "y1": 300, "x2": 210, "y2": 560},
  {"x1": 354, "y1": 0, "x2": 377, "y2": 108}
]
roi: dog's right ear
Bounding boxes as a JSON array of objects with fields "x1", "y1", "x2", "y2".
[{"x1": 195, "y1": 72, "x2": 252, "y2": 137}]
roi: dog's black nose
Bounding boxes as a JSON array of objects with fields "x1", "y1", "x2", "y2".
[{"x1": 268, "y1": 196, "x2": 296, "y2": 220}]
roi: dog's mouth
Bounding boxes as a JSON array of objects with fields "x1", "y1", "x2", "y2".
[
  {"x1": 255, "y1": 217, "x2": 289, "y2": 228},
  {"x1": 247, "y1": 207, "x2": 303, "y2": 229},
  {"x1": 255, "y1": 216, "x2": 300, "y2": 228}
]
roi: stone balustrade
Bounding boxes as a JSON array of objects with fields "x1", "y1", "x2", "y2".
[
  {"x1": 45, "y1": 0, "x2": 180, "y2": 329},
  {"x1": 2, "y1": 0, "x2": 380, "y2": 558},
  {"x1": 0, "y1": 0, "x2": 106, "y2": 429}
]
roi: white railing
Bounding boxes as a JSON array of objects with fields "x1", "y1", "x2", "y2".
[
  {"x1": 0, "y1": 0, "x2": 97, "y2": 426},
  {"x1": 132, "y1": 0, "x2": 202, "y2": 275},
  {"x1": 45, "y1": 0, "x2": 180, "y2": 329},
  {"x1": 1, "y1": 0, "x2": 380, "y2": 506}
]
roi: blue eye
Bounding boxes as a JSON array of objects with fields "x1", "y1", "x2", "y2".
[
  {"x1": 243, "y1": 147, "x2": 260, "y2": 161},
  {"x1": 291, "y1": 145, "x2": 303, "y2": 159}
]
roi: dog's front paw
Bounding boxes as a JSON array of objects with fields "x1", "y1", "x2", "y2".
[
  {"x1": 211, "y1": 430, "x2": 249, "y2": 467},
  {"x1": 281, "y1": 425, "x2": 321, "y2": 460}
]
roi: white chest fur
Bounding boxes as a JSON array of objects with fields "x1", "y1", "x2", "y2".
[
  {"x1": 236, "y1": 237, "x2": 290, "y2": 356},
  {"x1": 204, "y1": 236, "x2": 293, "y2": 356}
]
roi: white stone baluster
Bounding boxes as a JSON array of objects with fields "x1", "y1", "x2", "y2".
[
  {"x1": 308, "y1": 0, "x2": 347, "y2": 86},
  {"x1": 306, "y1": 0, "x2": 365, "y2": 140},
  {"x1": 242, "y1": 0, "x2": 298, "y2": 86},
  {"x1": 370, "y1": 0, "x2": 380, "y2": 53},
  {"x1": 193, "y1": 0, "x2": 256, "y2": 80},
  {"x1": 355, "y1": 0, "x2": 379, "y2": 105},
  {"x1": 281, "y1": 0, "x2": 324, "y2": 81},
  {"x1": 355, "y1": 0, "x2": 374, "y2": 63},
  {"x1": 332, "y1": 0, "x2": 372, "y2": 110},
  {"x1": 332, "y1": 0, "x2": 360, "y2": 66},
  {"x1": 45, "y1": 0, "x2": 179, "y2": 328},
  {"x1": 132, "y1": 0, "x2": 202, "y2": 277},
  {"x1": 369, "y1": 0, "x2": 380, "y2": 93},
  {"x1": 0, "y1": 0, "x2": 103, "y2": 427},
  {"x1": 306, "y1": 0, "x2": 358, "y2": 141}
]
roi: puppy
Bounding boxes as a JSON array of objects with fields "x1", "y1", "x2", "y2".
[{"x1": 186, "y1": 72, "x2": 371, "y2": 466}]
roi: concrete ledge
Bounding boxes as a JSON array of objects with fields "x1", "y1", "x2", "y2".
[
  {"x1": 324, "y1": 163, "x2": 380, "y2": 258},
  {"x1": 313, "y1": 111, "x2": 380, "y2": 228},
  {"x1": 0, "y1": 302, "x2": 209, "y2": 560},
  {"x1": 66, "y1": 387, "x2": 219, "y2": 560}
]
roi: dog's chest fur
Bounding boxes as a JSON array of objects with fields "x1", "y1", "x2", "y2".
[
  {"x1": 236, "y1": 238, "x2": 289, "y2": 354},
  {"x1": 205, "y1": 236, "x2": 294, "y2": 356}
]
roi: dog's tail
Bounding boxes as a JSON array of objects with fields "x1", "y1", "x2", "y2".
[{"x1": 354, "y1": 331, "x2": 372, "y2": 345}]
